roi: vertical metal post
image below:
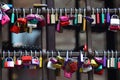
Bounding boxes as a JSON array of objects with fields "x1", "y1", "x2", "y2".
[
  {"x1": 85, "y1": 0, "x2": 93, "y2": 80},
  {"x1": 45, "y1": 1, "x2": 56, "y2": 80},
  {"x1": 104, "y1": 0, "x2": 119, "y2": 80}
]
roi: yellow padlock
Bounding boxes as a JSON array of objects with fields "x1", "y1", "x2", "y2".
[
  {"x1": 53, "y1": 64, "x2": 62, "y2": 68},
  {"x1": 57, "y1": 56, "x2": 64, "y2": 64},
  {"x1": 91, "y1": 59, "x2": 98, "y2": 67}
]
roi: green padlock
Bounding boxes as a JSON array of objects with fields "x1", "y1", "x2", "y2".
[
  {"x1": 74, "y1": 9, "x2": 78, "y2": 25},
  {"x1": 95, "y1": 65, "x2": 103, "y2": 71},
  {"x1": 30, "y1": 19, "x2": 38, "y2": 24},
  {"x1": 2, "y1": 58, "x2": 5, "y2": 68}
]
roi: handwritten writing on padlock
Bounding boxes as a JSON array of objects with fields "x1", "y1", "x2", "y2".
[
  {"x1": 110, "y1": 15, "x2": 120, "y2": 25},
  {"x1": 118, "y1": 58, "x2": 120, "y2": 69},
  {"x1": 4, "y1": 57, "x2": 14, "y2": 68},
  {"x1": 32, "y1": 57, "x2": 39, "y2": 65}
]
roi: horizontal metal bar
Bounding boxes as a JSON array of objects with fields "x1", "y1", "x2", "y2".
[
  {"x1": 6, "y1": 8, "x2": 120, "y2": 14},
  {"x1": 1, "y1": 50, "x2": 120, "y2": 57}
]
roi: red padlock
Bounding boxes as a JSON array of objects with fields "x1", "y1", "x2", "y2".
[
  {"x1": 4, "y1": 57, "x2": 14, "y2": 68},
  {"x1": 21, "y1": 55, "x2": 32, "y2": 62},
  {"x1": 118, "y1": 58, "x2": 120, "y2": 69},
  {"x1": 15, "y1": 57, "x2": 22, "y2": 66},
  {"x1": 60, "y1": 21, "x2": 70, "y2": 26},
  {"x1": 69, "y1": 62, "x2": 78, "y2": 73},
  {"x1": 17, "y1": 18, "x2": 27, "y2": 24},
  {"x1": 10, "y1": 25, "x2": 20, "y2": 34}
]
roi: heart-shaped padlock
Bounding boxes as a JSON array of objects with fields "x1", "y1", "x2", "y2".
[
  {"x1": 1, "y1": 13, "x2": 10, "y2": 25},
  {"x1": 4, "y1": 57, "x2": 14, "y2": 68},
  {"x1": 10, "y1": 23, "x2": 20, "y2": 34}
]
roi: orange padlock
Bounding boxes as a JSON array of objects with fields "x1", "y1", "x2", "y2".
[
  {"x1": 17, "y1": 18, "x2": 27, "y2": 24},
  {"x1": 21, "y1": 55, "x2": 32, "y2": 62}
]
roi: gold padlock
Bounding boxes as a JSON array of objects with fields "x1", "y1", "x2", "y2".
[
  {"x1": 91, "y1": 59, "x2": 98, "y2": 67},
  {"x1": 57, "y1": 56, "x2": 64, "y2": 64},
  {"x1": 53, "y1": 64, "x2": 62, "y2": 68}
]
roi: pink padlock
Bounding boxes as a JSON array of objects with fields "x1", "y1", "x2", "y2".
[
  {"x1": 59, "y1": 16, "x2": 69, "y2": 22},
  {"x1": 1, "y1": 13, "x2": 10, "y2": 26},
  {"x1": 64, "y1": 70, "x2": 72, "y2": 78}
]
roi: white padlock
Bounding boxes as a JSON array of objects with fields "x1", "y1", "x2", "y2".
[
  {"x1": 6, "y1": 57, "x2": 14, "y2": 67},
  {"x1": 110, "y1": 15, "x2": 120, "y2": 25}
]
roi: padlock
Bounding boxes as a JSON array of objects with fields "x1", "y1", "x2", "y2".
[
  {"x1": 10, "y1": 23, "x2": 20, "y2": 34},
  {"x1": 60, "y1": 21, "x2": 70, "y2": 26},
  {"x1": 4, "y1": 57, "x2": 14, "y2": 68},
  {"x1": 91, "y1": 59, "x2": 98, "y2": 67},
  {"x1": 26, "y1": 14, "x2": 35, "y2": 20},
  {"x1": 47, "y1": 60, "x2": 56, "y2": 70},
  {"x1": 82, "y1": 65, "x2": 92, "y2": 73},
  {"x1": 94, "y1": 69, "x2": 104, "y2": 75},
  {"x1": 53, "y1": 64, "x2": 62, "y2": 68},
  {"x1": 21, "y1": 55, "x2": 32, "y2": 62},
  {"x1": 29, "y1": 19, "x2": 39, "y2": 24},
  {"x1": 69, "y1": 62, "x2": 78, "y2": 73},
  {"x1": 1, "y1": 3, "x2": 10, "y2": 12},
  {"x1": 57, "y1": 56, "x2": 64, "y2": 64},
  {"x1": 94, "y1": 57, "x2": 103, "y2": 64},
  {"x1": 50, "y1": 57, "x2": 58, "y2": 64},
  {"x1": 32, "y1": 57, "x2": 39, "y2": 65},
  {"x1": 110, "y1": 15, "x2": 120, "y2": 25},
  {"x1": 59, "y1": 16, "x2": 69, "y2": 22},
  {"x1": 17, "y1": 18, "x2": 27, "y2": 24},
  {"x1": 1, "y1": 13, "x2": 10, "y2": 25},
  {"x1": 118, "y1": 58, "x2": 120, "y2": 69},
  {"x1": 15, "y1": 58, "x2": 22, "y2": 66},
  {"x1": 0, "y1": 10, "x2": 2, "y2": 20},
  {"x1": 95, "y1": 65, "x2": 103, "y2": 71},
  {"x1": 64, "y1": 70, "x2": 72, "y2": 78},
  {"x1": 83, "y1": 57, "x2": 91, "y2": 67}
]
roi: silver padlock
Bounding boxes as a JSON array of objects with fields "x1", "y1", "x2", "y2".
[{"x1": 110, "y1": 15, "x2": 120, "y2": 25}]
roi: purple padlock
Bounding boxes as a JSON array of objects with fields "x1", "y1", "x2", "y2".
[
  {"x1": 50, "y1": 57, "x2": 58, "y2": 64},
  {"x1": 59, "y1": 16, "x2": 69, "y2": 22},
  {"x1": 94, "y1": 57, "x2": 104, "y2": 64},
  {"x1": 26, "y1": 14, "x2": 35, "y2": 20}
]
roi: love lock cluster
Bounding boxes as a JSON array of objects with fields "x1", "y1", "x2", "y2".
[
  {"x1": 0, "y1": 3, "x2": 12, "y2": 26},
  {"x1": 10, "y1": 9, "x2": 45, "y2": 33},
  {"x1": 46, "y1": 51, "x2": 120, "y2": 78}
]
